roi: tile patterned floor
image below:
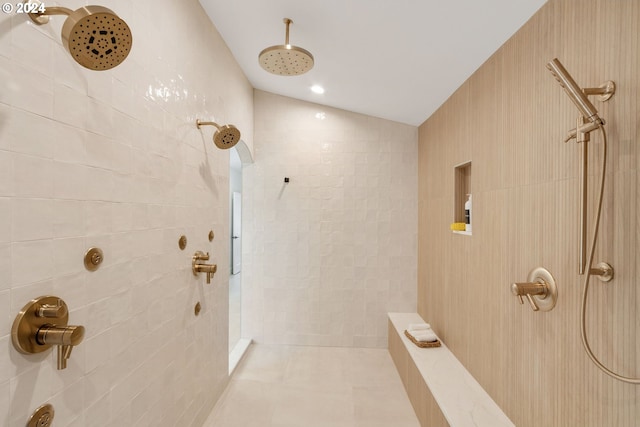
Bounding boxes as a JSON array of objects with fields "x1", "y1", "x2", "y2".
[{"x1": 203, "y1": 344, "x2": 420, "y2": 427}]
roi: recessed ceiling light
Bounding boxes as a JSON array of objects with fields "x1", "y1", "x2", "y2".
[{"x1": 311, "y1": 85, "x2": 325, "y2": 94}]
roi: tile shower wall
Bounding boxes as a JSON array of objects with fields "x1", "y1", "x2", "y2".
[
  {"x1": 244, "y1": 91, "x2": 417, "y2": 348},
  {"x1": 417, "y1": 0, "x2": 639, "y2": 426},
  {"x1": 0, "y1": 0, "x2": 253, "y2": 426}
]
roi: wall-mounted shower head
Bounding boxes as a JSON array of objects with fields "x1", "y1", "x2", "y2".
[
  {"x1": 546, "y1": 58, "x2": 602, "y2": 125},
  {"x1": 26, "y1": 1, "x2": 132, "y2": 70},
  {"x1": 196, "y1": 120, "x2": 241, "y2": 149}
]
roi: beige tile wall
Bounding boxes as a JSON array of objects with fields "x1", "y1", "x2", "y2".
[
  {"x1": 0, "y1": 0, "x2": 253, "y2": 426},
  {"x1": 417, "y1": 0, "x2": 639, "y2": 425},
  {"x1": 244, "y1": 91, "x2": 418, "y2": 348}
]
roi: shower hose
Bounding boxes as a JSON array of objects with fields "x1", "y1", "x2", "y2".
[{"x1": 581, "y1": 125, "x2": 640, "y2": 384}]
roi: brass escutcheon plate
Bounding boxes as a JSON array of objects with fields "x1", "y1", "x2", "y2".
[
  {"x1": 27, "y1": 403, "x2": 55, "y2": 427},
  {"x1": 179, "y1": 235, "x2": 187, "y2": 250},
  {"x1": 84, "y1": 247, "x2": 104, "y2": 271},
  {"x1": 597, "y1": 81, "x2": 616, "y2": 102},
  {"x1": 12, "y1": 296, "x2": 69, "y2": 354},
  {"x1": 194, "y1": 302, "x2": 202, "y2": 316},
  {"x1": 594, "y1": 261, "x2": 614, "y2": 282},
  {"x1": 208, "y1": 230, "x2": 214, "y2": 241},
  {"x1": 528, "y1": 267, "x2": 558, "y2": 312}
]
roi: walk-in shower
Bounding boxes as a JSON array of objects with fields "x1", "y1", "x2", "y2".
[{"x1": 547, "y1": 58, "x2": 638, "y2": 384}]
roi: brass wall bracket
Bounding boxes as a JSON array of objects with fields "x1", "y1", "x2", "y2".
[
  {"x1": 583, "y1": 81, "x2": 616, "y2": 102},
  {"x1": 591, "y1": 261, "x2": 614, "y2": 282},
  {"x1": 12, "y1": 296, "x2": 85, "y2": 370}
]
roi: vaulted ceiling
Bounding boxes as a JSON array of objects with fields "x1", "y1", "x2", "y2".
[{"x1": 199, "y1": 0, "x2": 547, "y2": 126}]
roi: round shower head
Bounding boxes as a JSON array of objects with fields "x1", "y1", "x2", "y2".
[
  {"x1": 259, "y1": 18, "x2": 314, "y2": 76},
  {"x1": 213, "y1": 124, "x2": 241, "y2": 149},
  {"x1": 196, "y1": 120, "x2": 241, "y2": 150},
  {"x1": 62, "y1": 6, "x2": 132, "y2": 70},
  {"x1": 26, "y1": 2, "x2": 132, "y2": 70}
]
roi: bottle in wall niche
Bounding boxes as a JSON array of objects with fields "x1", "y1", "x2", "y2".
[{"x1": 465, "y1": 194, "x2": 472, "y2": 233}]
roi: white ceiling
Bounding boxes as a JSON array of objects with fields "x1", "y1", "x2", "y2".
[{"x1": 198, "y1": 0, "x2": 547, "y2": 126}]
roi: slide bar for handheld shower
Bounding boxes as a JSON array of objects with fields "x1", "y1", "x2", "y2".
[
  {"x1": 577, "y1": 117, "x2": 589, "y2": 275},
  {"x1": 574, "y1": 111, "x2": 613, "y2": 275},
  {"x1": 546, "y1": 58, "x2": 615, "y2": 275},
  {"x1": 546, "y1": 59, "x2": 640, "y2": 384}
]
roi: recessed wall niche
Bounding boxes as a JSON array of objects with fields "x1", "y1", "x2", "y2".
[{"x1": 454, "y1": 161, "x2": 472, "y2": 235}]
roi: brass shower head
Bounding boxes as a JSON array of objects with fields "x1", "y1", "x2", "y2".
[
  {"x1": 546, "y1": 58, "x2": 602, "y2": 124},
  {"x1": 259, "y1": 18, "x2": 314, "y2": 76},
  {"x1": 25, "y1": 0, "x2": 132, "y2": 70},
  {"x1": 196, "y1": 120, "x2": 241, "y2": 150}
]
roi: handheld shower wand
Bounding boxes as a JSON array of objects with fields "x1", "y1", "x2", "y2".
[
  {"x1": 547, "y1": 58, "x2": 615, "y2": 275},
  {"x1": 546, "y1": 58, "x2": 604, "y2": 125},
  {"x1": 546, "y1": 59, "x2": 640, "y2": 385}
]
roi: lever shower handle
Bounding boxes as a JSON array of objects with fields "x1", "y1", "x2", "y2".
[
  {"x1": 36, "y1": 324, "x2": 85, "y2": 347},
  {"x1": 196, "y1": 264, "x2": 217, "y2": 284},
  {"x1": 525, "y1": 294, "x2": 540, "y2": 312},
  {"x1": 512, "y1": 293, "x2": 539, "y2": 311},
  {"x1": 192, "y1": 251, "x2": 217, "y2": 284},
  {"x1": 511, "y1": 282, "x2": 548, "y2": 311},
  {"x1": 511, "y1": 282, "x2": 547, "y2": 296},
  {"x1": 36, "y1": 324, "x2": 85, "y2": 370}
]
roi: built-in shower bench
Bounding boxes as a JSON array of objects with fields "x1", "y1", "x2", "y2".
[{"x1": 388, "y1": 313, "x2": 514, "y2": 427}]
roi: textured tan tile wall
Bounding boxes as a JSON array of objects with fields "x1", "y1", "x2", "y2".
[{"x1": 417, "y1": 0, "x2": 639, "y2": 425}]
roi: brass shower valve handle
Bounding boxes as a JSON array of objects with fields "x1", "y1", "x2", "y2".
[
  {"x1": 192, "y1": 251, "x2": 217, "y2": 284},
  {"x1": 511, "y1": 267, "x2": 558, "y2": 312},
  {"x1": 511, "y1": 282, "x2": 548, "y2": 311},
  {"x1": 36, "y1": 325, "x2": 85, "y2": 370},
  {"x1": 11, "y1": 296, "x2": 85, "y2": 370}
]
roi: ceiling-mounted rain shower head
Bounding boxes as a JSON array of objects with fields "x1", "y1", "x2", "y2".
[
  {"x1": 25, "y1": 0, "x2": 132, "y2": 70},
  {"x1": 259, "y1": 18, "x2": 314, "y2": 76},
  {"x1": 196, "y1": 120, "x2": 241, "y2": 150}
]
